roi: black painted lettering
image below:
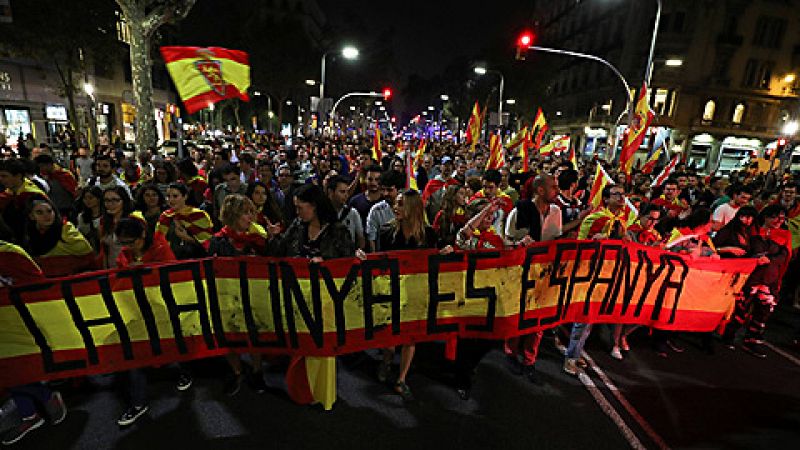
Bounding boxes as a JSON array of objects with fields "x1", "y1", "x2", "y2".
[
  {"x1": 427, "y1": 253, "x2": 462, "y2": 334},
  {"x1": 281, "y1": 262, "x2": 324, "y2": 349},
  {"x1": 361, "y1": 258, "x2": 401, "y2": 340},
  {"x1": 159, "y1": 261, "x2": 214, "y2": 354}
]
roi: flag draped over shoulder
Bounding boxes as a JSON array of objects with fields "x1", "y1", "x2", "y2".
[
  {"x1": 588, "y1": 163, "x2": 614, "y2": 209},
  {"x1": 413, "y1": 139, "x2": 426, "y2": 169},
  {"x1": 619, "y1": 82, "x2": 654, "y2": 174},
  {"x1": 486, "y1": 132, "x2": 504, "y2": 170},
  {"x1": 465, "y1": 101, "x2": 482, "y2": 151},
  {"x1": 569, "y1": 145, "x2": 577, "y2": 170},
  {"x1": 160, "y1": 46, "x2": 250, "y2": 114},
  {"x1": 406, "y1": 149, "x2": 418, "y2": 190}
]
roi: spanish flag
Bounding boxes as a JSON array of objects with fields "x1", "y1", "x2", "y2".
[
  {"x1": 465, "y1": 101, "x2": 482, "y2": 152},
  {"x1": 486, "y1": 132, "x2": 504, "y2": 170},
  {"x1": 532, "y1": 107, "x2": 548, "y2": 149},
  {"x1": 413, "y1": 139, "x2": 426, "y2": 169},
  {"x1": 641, "y1": 146, "x2": 662, "y2": 175},
  {"x1": 588, "y1": 163, "x2": 615, "y2": 209},
  {"x1": 539, "y1": 135, "x2": 570, "y2": 155},
  {"x1": 372, "y1": 127, "x2": 382, "y2": 162},
  {"x1": 619, "y1": 82, "x2": 654, "y2": 174},
  {"x1": 160, "y1": 46, "x2": 250, "y2": 114}
]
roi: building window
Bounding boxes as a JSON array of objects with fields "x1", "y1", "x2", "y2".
[
  {"x1": 703, "y1": 100, "x2": 716, "y2": 121},
  {"x1": 653, "y1": 88, "x2": 671, "y2": 115},
  {"x1": 115, "y1": 11, "x2": 131, "y2": 45},
  {"x1": 743, "y1": 59, "x2": 758, "y2": 87},
  {"x1": 753, "y1": 16, "x2": 786, "y2": 49},
  {"x1": 732, "y1": 103, "x2": 745, "y2": 124},
  {"x1": 673, "y1": 11, "x2": 685, "y2": 32},
  {"x1": 758, "y1": 61, "x2": 774, "y2": 89}
]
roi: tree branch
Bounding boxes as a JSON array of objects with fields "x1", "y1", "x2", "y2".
[{"x1": 142, "y1": 0, "x2": 197, "y2": 36}]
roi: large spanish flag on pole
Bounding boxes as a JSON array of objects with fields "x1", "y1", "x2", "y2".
[
  {"x1": 619, "y1": 82, "x2": 654, "y2": 174},
  {"x1": 588, "y1": 163, "x2": 615, "y2": 209},
  {"x1": 486, "y1": 132, "x2": 505, "y2": 170},
  {"x1": 160, "y1": 46, "x2": 250, "y2": 114},
  {"x1": 465, "y1": 101, "x2": 482, "y2": 152}
]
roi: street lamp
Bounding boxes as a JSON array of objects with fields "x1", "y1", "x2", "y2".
[
  {"x1": 319, "y1": 45, "x2": 360, "y2": 123},
  {"x1": 474, "y1": 65, "x2": 505, "y2": 128},
  {"x1": 440, "y1": 94, "x2": 449, "y2": 101},
  {"x1": 305, "y1": 79, "x2": 317, "y2": 86},
  {"x1": 83, "y1": 82, "x2": 94, "y2": 97},
  {"x1": 505, "y1": 98, "x2": 516, "y2": 105},
  {"x1": 783, "y1": 121, "x2": 798, "y2": 136}
]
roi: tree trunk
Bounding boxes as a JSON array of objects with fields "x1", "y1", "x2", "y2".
[{"x1": 128, "y1": 21, "x2": 156, "y2": 155}]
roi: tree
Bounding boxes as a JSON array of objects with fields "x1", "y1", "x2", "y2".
[
  {"x1": 1, "y1": 0, "x2": 118, "y2": 146},
  {"x1": 115, "y1": 0, "x2": 196, "y2": 155}
]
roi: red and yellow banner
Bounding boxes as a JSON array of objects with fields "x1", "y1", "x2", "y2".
[
  {"x1": 0, "y1": 241, "x2": 755, "y2": 388},
  {"x1": 160, "y1": 46, "x2": 250, "y2": 114}
]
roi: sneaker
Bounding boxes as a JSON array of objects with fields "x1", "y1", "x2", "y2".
[
  {"x1": 377, "y1": 361, "x2": 391, "y2": 384},
  {"x1": 524, "y1": 365, "x2": 542, "y2": 385},
  {"x1": 116, "y1": 405, "x2": 149, "y2": 426},
  {"x1": 610, "y1": 347, "x2": 623, "y2": 360},
  {"x1": 620, "y1": 336, "x2": 630, "y2": 352},
  {"x1": 505, "y1": 354, "x2": 523, "y2": 376},
  {"x1": 1, "y1": 414, "x2": 45, "y2": 445},
  {"x1": 394, "y1": 381, "x2": 414, "y2": 402},
  {"x1": 554, "y1": 336, "x2": 567, "y2": 354},
  {"x1": 563, "y1": 359, "x2": 580, "y2": 376},
  {"x1": 247, "y1": 371, "x2": 268, "y2": 394},
  {"x1": 44, "y1": 391, "x2": 67, "y2": 425},
  {"x1": 176, "y1": 372, "x2": 193, "y2": 391},
  {"x1": 224, "y1": 372, "x2": 244, "y2": 396},
  {"x1": 666, "y1": 340, "x2": 685, "y2": 353},
  {"x1": 741, "y1": 341, "x2": 767, "y2": 359}
]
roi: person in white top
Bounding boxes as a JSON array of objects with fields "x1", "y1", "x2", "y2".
[
  {"x1": 502, "y1": 174, "x2": 562, "y2": 385},
  {"x1": 711, "y1": 185, "x2": 753, "y2": 231}
]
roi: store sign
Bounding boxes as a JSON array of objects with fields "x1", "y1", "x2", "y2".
[{"x1": 45, "y1": 105, "x2": 68, "y2": 121}]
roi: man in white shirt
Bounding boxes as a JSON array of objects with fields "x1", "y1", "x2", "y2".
[
  {"x1": 712, "y1": 185, "x2": 753, "y2": 231},
  {"x1": 90, "y1": 154, "x2": 131, "y2": 199},
  {"x1": 503, "y1": 174, "x2": 562, "y2": 385}
]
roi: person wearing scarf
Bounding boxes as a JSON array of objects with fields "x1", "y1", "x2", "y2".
[
  {"x1": 156, "y1": 183, "x2": 213, "y2": 259},
  {"x1": 23, "y1": 198, "x2": 96, "y2": 277}
]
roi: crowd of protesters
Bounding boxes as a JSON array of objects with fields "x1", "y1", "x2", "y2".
[{"x1": 0, "y1": 131, "x2": 798, "y2": 445}]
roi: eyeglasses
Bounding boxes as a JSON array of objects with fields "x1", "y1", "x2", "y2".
[
  {"x1": 104, "y1": 197, "x2": 122, "y2": 203},
  {"x1": 117, "y1": 238, "x2": 137, "y2": 246}
]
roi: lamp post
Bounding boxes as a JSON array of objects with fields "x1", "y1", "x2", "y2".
[
  {"x1": 474, "y1": 66, "x2": 505, "y2": 128},
  {"x1": 319, "y1": 46, "x2": 359, "y2": 126},
  {"x1": 83, "y1": 82, "x2": 96, "y2": 154}
]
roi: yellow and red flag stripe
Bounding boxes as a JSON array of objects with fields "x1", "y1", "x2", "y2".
[
  {"x1": 619, "y1": 82, "x2": 654, "y2": 174},
  {"x1": 372, "y1": 127, "x2": 382, "y2": 162},
  {"x1": 465, "y1": 101, "x2": 482, "y2": 152},
  {"x1": 160, "y1": 46, "x2": 250, "y2": 114},
  {"x1": 588, "y1": 163, "x2": 615, "y2": 209},
  {"x1": 486, "y1": 132, "x2": 505, "y2": 170}
]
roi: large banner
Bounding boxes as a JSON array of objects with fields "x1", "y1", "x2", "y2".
[{"x1": 0, "y1": 240, "x2": 755, "y2": 388}]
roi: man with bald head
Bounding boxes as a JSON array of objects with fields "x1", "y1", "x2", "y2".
[{"x1": 502, "y1": 173, "x2": 562, "y2": 384}]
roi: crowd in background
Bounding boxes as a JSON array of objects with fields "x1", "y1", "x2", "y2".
[{"x1": 0, "y1": 131, "x2": 798, "y2": 445}]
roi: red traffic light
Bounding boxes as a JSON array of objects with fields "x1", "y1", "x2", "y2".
[
  {"x1": 383, "y1": 88, "x2": 392, "y2": 100},
  {"x1": 518, "y1": 31, "x2": 534, "y2": 47}
]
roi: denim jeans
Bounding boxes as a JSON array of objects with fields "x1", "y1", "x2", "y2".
[
  {"x1": 566, "y1": 323, "x2": 593, "y2": 359},
  {"x1": 11, "y1": 383, "x2": 52, "y2": 417}
]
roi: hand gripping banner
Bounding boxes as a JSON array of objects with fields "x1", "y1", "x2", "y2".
[{"x1": 0, "y1": 240, "x2": 755, "y2": 388}]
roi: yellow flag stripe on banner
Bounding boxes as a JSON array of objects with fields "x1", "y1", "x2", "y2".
[{"x1": 0, "y1": 241, "x2": 756, "y2": 387}]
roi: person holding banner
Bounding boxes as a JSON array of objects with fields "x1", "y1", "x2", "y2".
[
  {"x1": 721, "y1": 205, "x2": 791, "y2": 358},
  {"x1": 99, "y1": 186, "x2": 135, "y2": 269},
  {"x1": 271, "y1": 184, "x2": 354, "y2": 409},
  {"x1": 503, "y1": 174, "x2": 562, "y2": 384},
  {"x1": 156, "y1": 183, "x2": 213, "y2": 260},
  {"x1": 22, "y1": 198, "x2": 96, "y2": 277},
  {"x1": 374, "y1": 189, "x2": 448, "y2": 401},
  {"x1": 565, "y1": 184, "x2": 628, "y2": 375},
  {"x1": 114, "y1": 217, "x2": 177, "y2": 426}
]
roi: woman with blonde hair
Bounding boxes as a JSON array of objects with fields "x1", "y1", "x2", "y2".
[{"x1": 376, "y1": 189, "x2": 443, "y2": 401}]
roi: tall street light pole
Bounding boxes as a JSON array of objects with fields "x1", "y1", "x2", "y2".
[
  {"x1": 474, "y1": 66, "x2": 505, "y2": 129},
  {"x1": 319, "y1": 46, "x2": 359, "y2": 128},
  {"x1": 643, "y1": 0, "x2": 663, "y2": 86}
]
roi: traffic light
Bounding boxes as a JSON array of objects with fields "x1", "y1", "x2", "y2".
[
  {"x1": 383, "y1": 88, "x2": 392, "y2": 100},
  {"x1": 515, "y1": 30, "x2": 534, "y2": 60},
  {"x1": 772, "y1": 138, "x2": 788, "y2": 161}
]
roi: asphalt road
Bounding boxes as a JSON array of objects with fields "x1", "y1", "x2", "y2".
[{"x1": 3, "y1": 306, "x2": 799, "y2": 449}]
